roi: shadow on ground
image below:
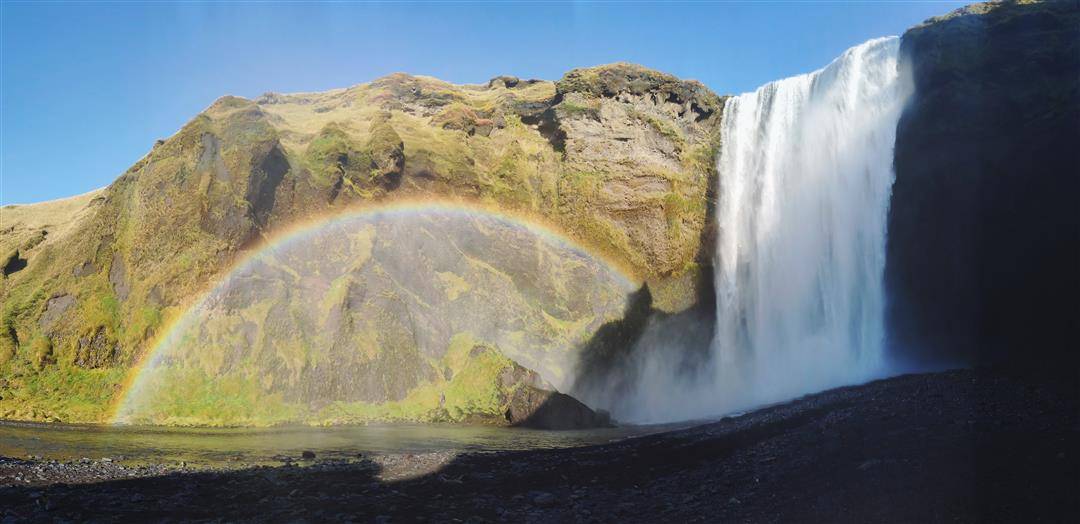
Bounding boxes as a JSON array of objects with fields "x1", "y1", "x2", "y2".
[{"x1": 2, "y1": 368, "x2": 1077, "y2": 522}]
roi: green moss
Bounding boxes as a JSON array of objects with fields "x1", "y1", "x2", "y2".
[
  {"x1": 0, "y1": 362, "x2": 126, "y2": 423},
  {"x1": 367, "y1": 117, "x2": 401, "y2": 153},
  {"x1": 126, "y1": 306, "x2": 162, "y2": 345},
  {"x1": 436, "y1": 271, "x2": 471, "y2": 301},
  {"x1": 483, "y1": 144, "x2": 536, "y2": 207},
  {"x1": 127, "y1": 332, "x2": 520, "y2": 426},
  {"x1": 2, "y1": 283, "x2": 45, "y2": 332},
  {"x1": 307, "y1": 124, "x2": 352, "y2": 161},
  {"x1": 2, "y1": 61, "x2": 724, "y2": 424},
  {"x1": 559, "y1": 171, "x2": 602, "y2": 204},
  {"x1": 663, "y1": 192, "x2": 688, "y2": 222},
  {"x1": 629, "y1": 108, "x2": 686, "y2": 152},
  {"x1": 119, "y1": 366, "x2": 303, "y2": 426},
  {"x1": 557, "y1": 99, "x2": 600, "y2": 119},
  {"x1": 214, "y1": 101, "x2": 279, "y2": 146},
  {"x1": 0, "y1": 334, "x2": 14, "y2": 366},
  {"x1": 432, "y1": 103, "x2": 482, "y2": 131},
  {"x1": 80, "y1": 290, "x2": 121, "y2": 339},
  {"x1": 316, "y1": 333, "x2": 516, "y2": 425},
  {"x1": 555, "y1": 68, "x2": 603, "y2": 97},
  {"x1": 29, "y1": 336, "x2": 53, "y2": 370},
  {"x1": 439, "y1": 345, "x2": 511, "y2": 417},
  {"x1": 304, "y1": 123, "x2": 361, "y2": 187}
]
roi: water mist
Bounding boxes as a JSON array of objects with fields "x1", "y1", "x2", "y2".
[{"x1": 584, "y1": 37, "x2": 913, "y2": 423}]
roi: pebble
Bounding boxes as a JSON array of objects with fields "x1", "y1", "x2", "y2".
[
  {"x1": 0, "y1": 370, "x2": 1069, "y2": 522},
  {"x1": 532, "y1": 492, "x2": 556, "y2": 507}
]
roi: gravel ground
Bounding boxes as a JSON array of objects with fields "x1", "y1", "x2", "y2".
[{"x1": 1, "y1": 368, "x2": 1077, "y2": 523}]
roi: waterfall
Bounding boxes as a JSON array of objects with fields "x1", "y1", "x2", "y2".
[
  {"x1": 710, "y1": 36, "x2": 911, "y2": 413},
  {"x1": 580, "y1": 37, "x2": 912, "y2": 423}
]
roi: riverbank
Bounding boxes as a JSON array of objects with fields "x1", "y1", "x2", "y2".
[{"x1": 2, "y1": 368, "x2": 1077, "y2": 522}]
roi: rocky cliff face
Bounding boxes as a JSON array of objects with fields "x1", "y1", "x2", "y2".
[
  {"x1": 115, "y1": 211, "x2": 633, "y2": 426},
  {"x1": 887, "y1": 0, "x2": 1080, "y2": 370},
  {"x1": 0, "y1": 64, "x2": 724, "y2": 424}
]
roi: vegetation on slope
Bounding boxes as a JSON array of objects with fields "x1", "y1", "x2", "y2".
[{"x1": 1, "y1": 63, "x2": 726, "y2": 424}]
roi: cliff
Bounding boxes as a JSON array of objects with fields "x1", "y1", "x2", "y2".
[
  {"x1": 0, "y1": 64, "x2": 724, "y2": 424},
  {"x1": 887, "y1": 0, "x2": 1080, "y2": 370}
]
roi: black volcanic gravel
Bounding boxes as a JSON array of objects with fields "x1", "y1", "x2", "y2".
[{"x1": 2, "y1": 368, "x2": 1077, "y2": 523}]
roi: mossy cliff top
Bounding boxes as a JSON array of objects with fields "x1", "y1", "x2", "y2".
[{"x1": 250, "y1": 64, "x2": 726, "y2": 293}]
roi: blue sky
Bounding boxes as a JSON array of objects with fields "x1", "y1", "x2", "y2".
[{"x1": 1, "y1": 1, "x2": 962, "y2": 205}]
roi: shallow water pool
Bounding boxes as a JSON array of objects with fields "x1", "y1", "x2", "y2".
[{"x1": 0, "y1": 420, "x2": 692, "y2": 466}]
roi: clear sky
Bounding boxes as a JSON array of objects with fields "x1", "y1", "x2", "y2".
[{"x1": 0, "y1": 0, "x2": 963, "y2": 205}]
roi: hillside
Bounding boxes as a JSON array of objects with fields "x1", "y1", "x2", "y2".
[{"x1": 0, "y1": 63, "x2": 725, "y2": 424}]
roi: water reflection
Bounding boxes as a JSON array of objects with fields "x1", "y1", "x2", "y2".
[{"x1": 0, "y1": 421, "x2": 692, "y2": 467}]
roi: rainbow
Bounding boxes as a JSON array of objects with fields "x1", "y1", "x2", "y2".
[{"x1": 109, "y1": 197, "x2": 639, "y2": 424}]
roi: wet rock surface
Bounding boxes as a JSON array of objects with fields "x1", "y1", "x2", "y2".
[{"x1": 2, "y1": 368, "x2": 1076, "y2": 522}]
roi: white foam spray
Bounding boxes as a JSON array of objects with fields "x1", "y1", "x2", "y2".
[{"x1": 593, "y1": 37, "x2": 913, "y2": 423}]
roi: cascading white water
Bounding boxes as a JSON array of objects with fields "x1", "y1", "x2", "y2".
[
  {"x1": 585, "y1": 36, "x2": 912, "y2": 423},
  {"x1": 710, "y1": 36, "x2": 911, "y2": 412}
]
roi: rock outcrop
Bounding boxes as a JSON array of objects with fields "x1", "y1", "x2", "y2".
[
  {"x1": 886, "y1": 0, "x2": 1080, "y2": 370},
  {"x1": 114, "y1": 211, "x2": 631, "y2": 426}
]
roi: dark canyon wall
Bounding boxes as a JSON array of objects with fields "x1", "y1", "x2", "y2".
[{"x1": 887, "y1": 0, "x2": 1080, "y2": 371}]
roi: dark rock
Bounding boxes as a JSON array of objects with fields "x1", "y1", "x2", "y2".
[
  {"x1": 556, "y1": 62, "x2": 721, "y2": 123},
  {"x1": 531, "y1": 492, "x2": 556, "y2": 507},
  {"x1": 1, "y1": 250, "x2": 27, "y2": 276},
  {"x1": 887, "y1": 0, "x2": 1080, "y2": 372},
  {"x1": 74, "y1": 326, "x2": 120, "y2": 369},
  {"x1": 504, "y1": 384, "x2": 612, "y2": 430},
  {"x1": 146, "y1": 285, "x2": 164, "y2": 307},
  {"x1": 38, "y1": 294, "x2": 74, "y2": 330},
  {"x1": 244, "y1": 142, "x2": 289, "y2": 228},
  {"x1": 108, "y1": 252, "x2": 130, "y2": 301},
  {"x1": 301, "y1": 451, "x2": 316, "y2": 460},
  {"x1": 72, "y1": 261, "x2": 97, "y2": 277},
  {"x1": 488, "y1": 75, "x2": 521, "y2": 89}
]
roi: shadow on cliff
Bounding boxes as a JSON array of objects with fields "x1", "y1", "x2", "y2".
[
  {"x1": 567, "y1": 269, "x2": 718, "y2": 420},
  {"x1": 566, "y1": 141, "x2": 721, "y2": 418},
  {"x1": 885, "y1": 0, "x2": 1080, "y2": 377}
]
